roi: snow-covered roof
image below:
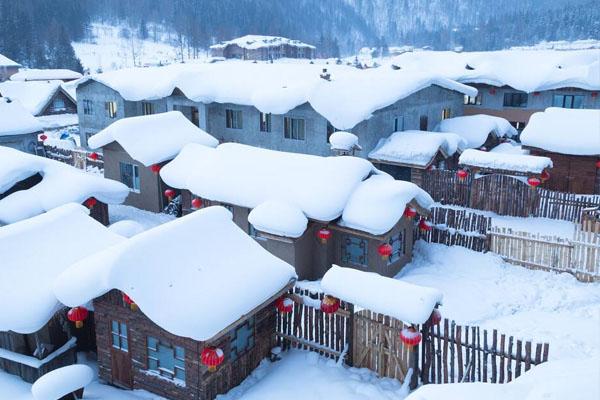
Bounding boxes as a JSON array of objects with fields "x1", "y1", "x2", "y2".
[
  {"x1": 248, "y1": 201, "x2": 308, "y2": 239},
  {"x1": 435, "y1": 114, "x2": 518, "y2": 148},
  {"x1": 321, "y1": 266, "x2": 443, "y2": 324},
  {"x1": 54, "y1": 206, "x2": 297, "y2": 341},
  {"x1": 0, "y1": 53, "x2": 20, "y2": 67},
  {"x1": 369, "y1": 130, "x2": 466, "y2": 167},
  {"x1": 36, "y1": 113, "x2": 78, "y2": 130},
  {"x1": 0, "y1": 98, "x2": 43, "y2": 136},
  {"x1": 0, "y1": 204, "x2": 124, "y2": 334},
  {"x1": 88, "y1": 111, "x2": 218, "y2": 166},
  {"x1": 459, "y1": 149, "x2": 553, "y2": 174},
  {"x1": 0, "y1": 147, "x2": 129, "y2": 224},
  {"x1": 31, "y1": 365, "x2": 94, "y2": 400},
  {"x1": 11, "y1": 68, "x2": 82, "y2": 82},
  {"x1": 76, "y1": 62, "x2": 476, "y2": 130},
  {"x1": 0, "y1": 80, "x2": 71, "y2": 116},
  {"x1": 210, "y1": 35, "x2": 315, "y2": 50},
  {"x1": 520, "y1": 108, "x2": 600, "y2": 156},
  {"x1": 329, "y1": 131, "x2": 360, "y2": 152},
  {"x1": 489, "y1": 141, "x2": 529, "y2": 155}
]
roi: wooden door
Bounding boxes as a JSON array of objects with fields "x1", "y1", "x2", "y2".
[{"x1": 110, "y1": 320, "x2": 132, "y2": 388}]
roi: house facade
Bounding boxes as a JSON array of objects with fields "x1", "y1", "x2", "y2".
[
  {"x1": 0, "y1": 53, "x2": 20, "y2": 82},
  {"x1": 0, "y1": 97, "x2": 43, "y2": 154},
  {"x1": 210, "y1": 35, "x2": 315, "y2": 61}
]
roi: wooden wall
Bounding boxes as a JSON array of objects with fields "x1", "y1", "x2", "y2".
[{"x1": 529, "y1": 150, "x2": 599, "y2": 194}]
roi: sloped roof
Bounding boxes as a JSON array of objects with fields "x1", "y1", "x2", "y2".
[
  {"x1": 10, "y1": 68, "x2": 82, "y2": 82},
  {"x1": 0, "y1": 98, "x2": 43, "y2": 136},
  {"x1": 0, "y1": 80, "x2": 73, "y2": 116},
  {"x1": 0, "y1": 53, "x2": 20, "y2": 67},
  {"x1": 435, "y1": 115, "x2": 518, "y2": 149}
]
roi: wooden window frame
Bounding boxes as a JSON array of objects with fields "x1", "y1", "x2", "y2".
[
  {"x1": 142, "y1": 102, "x2": 154, "y2": 115},
  {"x1": 284, "y1": 117, "x2": 305, "y2": 140},
  {"x1": 226, "y1": 109, "x2": 243, "y2": 129},
  {"x1": 83, "y1": 100, "x2": 93, "y2": 115},
  {"x1": 111, "y1": 320, "x2": 129, "y2": 352},
  {"x1": 259, "y1": 112, "x2": 272, "y2": 132},
  {"x1": 106, "y1": 101, "x2": 118, "y2": 118}
]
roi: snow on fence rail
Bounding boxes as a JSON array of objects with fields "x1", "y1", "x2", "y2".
[{"x1": 43, "y1": 145, "x2": 104, "y2": 174}]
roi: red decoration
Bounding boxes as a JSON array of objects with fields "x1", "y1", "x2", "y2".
[
  {"x1": 320, "y1": 295, "x2": 340, "y2": 314},
  {"x1": 428, "y1": 309, "x2": 442, "y2": 326},
  {"x1": 400, "y1": 326, "x2": 422, "y2": 347},
  {"x1": 150, "y1": 164, "x2": 161, "y2": 174},
  {"x1": 67, "y1": 306, "x2": 89, "y2": 329},
  {"x1": 489, "y1": 88, "x2": 496, "y2": 95},
  {"x1": 275, "y1": 296, "x2": 294, "y2": 313},
  {"x1": 456, "y1": 169, "x2": 468, "y2": 181},
  {"x1": 201, "y1": 347, "x2": 225, "y2": 372},
  {"x1": 317, "y1": 228, "x2": 332, "y2": 244},
  {"x1": 377, "y1": 243, "x2": 393, "y2": 260},
  {"x1": 89, "y1": 152, "x2": 99, "y2": 161},
  {"x1": 84, "y1": 197, "x2": 97, "y2": 209},
  {"x1": 596, "y1": 160, "x2": 600, "y2": 169},
  {"x1": 540, "y1": 170, "x2": 550, "y2": 182},
  {"x1": 403, "y1": 206, "x2": 417, "y2": 220},
  {"x1": 39, "y1": 134, "x2": 48, "y2": 142},
  {"x1": 191, "y1": 198, "x2": 203, "y2": 209},
  {"x1": 527, "y1": 177, "x2": 541, "y2": 188},
  {"x1": 164, "y1": 189, "x2": 176, "y2": 201},
  {"x1": 122, "y1": 293, "x2": 138, "y2": 311},
  {"x1": 419, "y1": 218, "x2": 433, "y2": 233},
  {"x1": 533, "y1": 91, "x2": 540, "y2": 96},
  {"x1": 592, "y1": 92, "x2": 598, "y2": 98}
]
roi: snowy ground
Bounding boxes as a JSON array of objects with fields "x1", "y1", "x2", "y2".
[{"x1": 108, "y1": 204, "x2": 175, "y2": 230}]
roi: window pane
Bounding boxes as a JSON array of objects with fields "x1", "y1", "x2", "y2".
[
  {"x1": 132, "y1": 165, "x2": 140, "y2": 191},
  {"x1": 121, "y1": 336, "x2": 128, "y2": 351},
  {"x1": 564, "y1": 96, "x2": 573, "y2": 108},
  {"x1": 175, "y1": 346, "x2": 185, "y2": 360},
  {"x1": 111, "y1": 320, "x2": 119, "y2": 334},
  {"x1": 175, "y1": 368, "x2": 185, "y2": 381},
  {"x1": 573, "y1": 95, "x2": 584, "y2": 109},
  {"x1": 341, "y1": 236, "x2": 368, "y2": 266},
  {"x1": 112, "y1": 334, "x2": 120, "y2": 348},
  {"x1": 552, "y1": 95, "x2": 563, "y2": 107},
  {"x1": 148, "y1": 358, "x2": 158, "y2": 370},
  {"x1": 147, "y1": 336, "x2": 158, "y2": 350},
  {"x1": 120, "y1": 323, "x2": 128, "y2": 337}
]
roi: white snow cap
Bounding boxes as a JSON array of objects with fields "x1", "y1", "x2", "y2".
[
  {"x1": 0, "y1": 204, "x2": 124, "y2": 334},
  {"x1": 0, "y1": 97, "x2": 43, "y2": 136},
  {"x1": 521, "y1": 108, "x2": 600, "y2": 156},
  {"x1": 459, "y1": 149, "x2": 553, "y2": 174},
  {"x1": 329, "y1": 131, "x2": 360, "y2": 151},
  {"x1": 54, "y1": 206, "x2": 296, "y2": 341},
  {"x1": 435, "y1": 114, "x2": 518, "y2": 148},
  {"x1": 0, "y1": 147, "x2": 129, "y2": 224},
  {"x1": 108, "y1": 219, "x2": 146, "y2": 238},
  {"x1": 0, "y1": 80, "x2": 71, "y2": 116},
  {"x1": 321, "y1": 266, "x2": 443, "y2": 324},
  {"x1": 88, "y1": 111, "x2": 218, "y2": 166},
  {"x1": 210, "y1": 35, "x2": 315, "y2": 50},
  {"x1": 0, "y1": 53, "x2": 20, "y2": 67},
  {"x1": 248, "y1": 201, "x2": 308, "y2": 239},
  {"x1": 31, "y1": 364, "x2": 94, "y2": 400},
  {"x1": 369, "y1": 130, "x2": 466, "y2": 167},
  {"x1": 11, "y1": 68, "x2": 82, "y2": 82}
]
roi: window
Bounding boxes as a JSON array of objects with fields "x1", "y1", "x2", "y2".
[
  {"x1": 229, "y1": 317, "x2": 255, "y2": 361},
  {"x1": 147, "y1": 337, "x2": 185, "y2": 381},
  {"x1": 53, "y1": 97, "x2": 66, "y2": 111},
  {"x1": 83, "y1": 100, "x2": 93, "y2": 115},
  {"x1": 111, "y1": 320, "x2": 128, "y2": 352},
  {"x1": 441, "y1": 108, "x2": 452, "y2": 120},
  {"x1": 341, "y1": 235, "x2": 368, "y2": 267},
  {"x1": 386, "y1": 231, "x2": 405, "y2": 264},
  {"x1": 119, "y1": 162, "x2": 140, "y2": 192},
  {"x1": 552, "y1": 94, "x2": 584, "y2": 109},
  {"x1": 142, "y1": 102, "x2": 154, "y2": 115},
  {"x1": 259, "y1": 112, "x2": 271, "y2": 132},
  {"x1": 503, "y1": 93, "x2": 528, "y2": 108},
  {"x1": 464, "y1": 94, "x2": 482, "y2": 105},
  {"x1": 393, "y1": 116, "x2": 404, "y2": 132},
  {"x1": 106, "y1": 101, "x2": 118, "y2": 118},
  {"x1": 419, "y1": 115, "x2": 428, "y2": 131},
  {"x1": 226, "y1": 109, "x2": 243, "y2": 129},
  {"x1": 284, "y1": 117, "x2": 305, "y2": 140}
]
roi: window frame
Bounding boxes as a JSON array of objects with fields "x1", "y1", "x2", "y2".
[
  {"x1": 552, "y1": 94, "x2": 584, "y2": 109},
  {"x1": 341, "y1": 235, "x2": 369, "y2": 267},
  {"x1": 142, "y1": 101, "x2": 155, "y2": 115},
  {"x1": 259, "y1": 112, "x2": 272, "y2": 132},
  {"x1": 284, "y1": 117, "x2": 305, "y2": 141},
  {"x1": 229, "y1": 317, "x2": 255, "y2": 361},
  {"x1": 441, "y1": 108, "x2": 452, "y2": 120},
  {"x1": 503, "y1": 92, "x2": 528, "y2": 108},
  {"x1": 463, "y1": 94, "x2": 482, "y2": 105},
  {"x1": 226, "y1": 109, "x2": 243, "y2": 129},
  {"x1": 394, "y1": 116, "x2": 404, "y2": 132},
  {"x1": 119, "y1": 162, "x2": 141, "y2": 193},
  {"x1": 111, "y1": 320, "x2": 129, "y2": 352},
  {"x1": 146, "y1": 336, "x2": 186, "y2": 382},
  {"x1": 387, "y1": 230, "x2": 406, "y2": 264},
  {"x1": 106, "y1": 101, "x2": 118, "y2": 118},
  {"x1": 83, "y1": 100, "x2": 93, "y2": 115}
]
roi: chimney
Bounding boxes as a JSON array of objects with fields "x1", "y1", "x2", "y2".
[{"x1": 320, "y1": 68, "x2": 331, "y2": 81}]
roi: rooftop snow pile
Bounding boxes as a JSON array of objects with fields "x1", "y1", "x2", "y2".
[
  {"x1": 0, "y1": 147, "x2": 129, "y2": 224},
  {"x1": 329, "y1": 131, "x2": 360, "y2": 151},
  {"x1": 210, "y1": 35, "x2": 315, "y2": 50},
  {"x1": 0, "y1": 98, "x2": 43, "y2": 136},
  {"x1": 369, "y1": 130, "x2": 466, "y2": 167},
  {"x1": 435, "y1": 114, "x2": 518, "y2": 148},
  {"x1": 321, "y1": 266, "x2": 443, "y2": 324},
  {"x1": 459, "y1": 149, "x2": 552, "y2": 174},
  {"x1": 248, "y1": 201, "x2": 308, "y2": 238},
  {"x1": 88, "y1": 111, "x2": 218, "y2": 166},
  {"x1": 54, "y1": 206, "x2": 296, "y2": 341},
  {"x1": 11, "y1": 68, "x2": 82, "y2": 82},
  {"x1": 31, "y1": 365, "x2": 94, "y2": 400},
  {"x1": 490, "y1": 141, "x2": 529, "y2": 155},
  {"x1": 520, "y1": 108, "x2": 600, "y2": 155},
  {"x1": 0, "y1": 80, "x2": 69, "y2": 116},
  {"x1": 0, "y1": 53, "x2": 20, "y2": 67},
  {"x1": 0, "y1": 204, "x2": 124, "y2": 334}
]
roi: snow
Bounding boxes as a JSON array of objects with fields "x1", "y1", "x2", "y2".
[
  {"x1": 0, "y1": 337, "x2": 76, "y2": 369},
  {"x1": 109, "y1": 204, "x2": 175, "y2": 230},
  {"x1": 11, "y1": 69, "x2": 82, "y2": 82},
  {"x1": 88, "y1": 111, "x2": 218, "y2": 166},
  {"x1": 369, "y1": 130, "x2": 466, "y2": 167},
  {"x1": 0, "y1": 98, "x2": 43, "y2": 136},
  {"x1": 248, "y1": 201, "x2": 308, "y2": 238},
  {"x1": 329, "y1": 131, "x2": 359, "y2": 151},
  {"x1": 108, "y1": 219, "x2": 146, "y2": 237},
  {"x1": 0, "y1": 80, "x2": 66, "y2": 116},
  {"x1": 54, "y1": 206, "x2": 296, "y2": 341},
  {"x1": 0, "y1": 146, "x2": 129, "y2": 224},
  {"x1": 0, "y1": 204, "x2": 124, "y2": 334},
  {"x1": 459, "y1": 148, "x2": 553, "y2": 174},
  {"x1": 322, "y1": 266, "x2": 442, "y2": 325},
  {"x1": 36, "y1": 113, "x2": 79, "y2": 129},
  {"x1": 435, "y1": 114, "x2": 518, "y2": 148},
  {"x1": 31, "y1": 364, "x2": 94, "y2": 400},
  {"x1": 489, "y1": 141, "x2": 529, "y2": 155},
  {"x1": 340, "y1": 174, "x2": 434, "y2": 235},
  {"x1": 211, "y1": 35, "x2": 315, "y2": 50},
  {"x1": 0, "y1": 53, "x2": 20, "y2": 67},
  {"x1": 520, "y1": 107, "x2": 600, "y2": 155}
]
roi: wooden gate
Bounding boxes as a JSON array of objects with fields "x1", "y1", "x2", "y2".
[{"x1": 469, "y1": 174, "x2": 537, "y2": 217}]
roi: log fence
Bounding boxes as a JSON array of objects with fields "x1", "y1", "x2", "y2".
[{"x1": 43, "y1": 144, "x2": 104, "y2": 173}]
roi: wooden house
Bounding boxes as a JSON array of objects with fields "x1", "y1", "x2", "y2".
[
  {"x1": 53, "y1": 206, "x2": 297, "y2": 400},
  {"x1": 0, "y1": 53, "x2": 20, "y2": 82},
  {"x1": 0, "y1": 80, "x2": 77, "y2": 117},
  {"x1": 435, "y1": 114, "x2": 518, "y2": 152},
  {"x1": 161, "y1": 143, "x2": 434, "y2": 280},
  {"x1": 210, "y1": 35, "x2": 315, "y2": 61}
]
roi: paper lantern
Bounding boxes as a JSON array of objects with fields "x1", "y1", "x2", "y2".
[
  {"x1": 595, "y1": 160, "x2": 600, "y2": 169},
  {"x1": 150, "y1": 164, "x2": 161, "y2": 174},
  {"x1": 419, "y1": 218, "x2": 433, "y2": 233},
  {"x1": 39, "y1": 134, "x2": 48, "y2": 141},
  {"x1": 403, "y1": 206, "x2": 417, "y2": 220},
  {"x1": 400, "y1": 326, "x2": 422, "y2": 347},
  {"x1": 191, "y1": 198, "x2": 203, "y2": 209},
  {"x1": 275, "y1": 296, "x2": 293, "y2": 313},
  {"x1": 540, "y1": 170, "x2": 550, "y2": 182},
  {"x1": 317, "y1": 228, "x2": 332, "y2": 244},
  {"x1": 377, "y1": 243, "x2": 393, "y2": 260},
  {"x1": 89, "y1": 152, "x2": 99, "y2": 161},
  {"x1": 527, "y1": 177, "x2": 541, "y2": 187},
  {"x1": 201, "y1": 347, "x2": 224, "y2": 372},
  {"x1": 164, "y1": 189, "x2": 176, "y2": 201},
  {"x1": 67, "y1": 306, "x2": 89, "y2": 329},
  {"x1": 84, "y1": 197, "x2": 97, "y2": 209},
  {"x1": 320, "y1": 295, "x2": 340, "y2": 314},
  {"x1": 428, "y1": 309, "x2": 442, "y2": 326},
  {"x1": 456, "y1": 169, "x2": 468, "y2": 181}
]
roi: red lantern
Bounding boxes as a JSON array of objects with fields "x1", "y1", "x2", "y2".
[
  {"x1": 377, "y1": 243, "x2": 393, "y2": 260},
  {"x1": 67, "y1": 306, "x2": 89, "y2": 329},
  {"x1": 428, "y1": 309, "x2": 442, "y2": 326},
  {"x1": 164, "y1": 189, "x2": 176, "y2": 201},
  {"x1": 89, "y1": 152, "x2": 99, "y2": 161},
  {"x1": 275, "y1": 296, "x2": 293, "y2": 313},
  {"x1": 403, "y1": 206, "x2": 417, "y2": 220},
  {"x1": 533, "y1": 91, "x2": 540, "y2": 96},
  {"x1": 527, "y1": 177, "x2": 541, "y2": 188},
  {"x1": 419, "y1": 218, "x2": 433, "y2": 233},
  {"x1": 84, "y1": 197, "x2": 97, "y2": 209},
  {"x1": 489, "y1": 88, "x2": 496, "y2": 95},
  {"x1": 540, "y1": 170, "x2": 550, "y2": 182},
  {"x1": 595, "y1": 160, "x2": 600, "y2": 169},
  {"x1": 39, "y1": 134, "x2": 48, "y2": 142},
  {"x1": 150, "y1": 164, "x2": 161, "y2": 175},
  {"x1": 592, "y1": 92, "x2": 598, "y2": 98},
  {"x1": 320, "y1": 295, "x2": 340, "y2": 314},
  {"x1": 456, "y1": 169, "x2": 468, "y2": 181},
  {"x1": 191, "y1": 197, "x2": 203, "y2": 209},
  {"x1": 122, "y1": 293, "x2": 138, "y2": 311},
  {"x1": 201, "y1": 347, "x2": 224, "y2": 372},
  {"x1": 317, "y1": 228, "x2": 332, "y2": 244},
  {"x1": 400, "y1": 326, "x2": 422, "y2": 347}
]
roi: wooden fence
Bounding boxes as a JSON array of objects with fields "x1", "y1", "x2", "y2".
[
  {"x1": 534, "y1": 190, "x2": 600, "y2": 222},
  {"x1": 43, "y1": 145, "x2": 104, "y2": 172}
]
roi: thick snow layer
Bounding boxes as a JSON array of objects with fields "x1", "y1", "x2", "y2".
[
  {"x1": 211, "y1": 35, "x2": 315, "y2": 50},
  {"x1": 520, "y1": 108, "x2": 600, "y2": 155},
  {"x1": 109, "y1": 204, "x2": 175, "y2": 230},
  {"x1": 369, "y1": 130, "x2": 466, "y2": 167},
  {"x1": 248, "y1": 201, "x2": 308, "y2": 238},
  {"x1": 0, "y1": 98, "x2": 43, "y2": 136},
  {"x1": 489, "y1": 141, "x2": 529, "y2": 155},
  {"x1": 0, "y1": 337, "x2": 76, "y2": 369},
  {"x1": 0, "y1": 204, "x2": 124, "y2": 334},
  {"x1": 0, "y1": 53, "x2": 20, "y2": 67},
  {"x1": 108, "y1": 219, "x2": 146, "y2": 238},
  {"x1": 340, "y1": 174, "x2": 434, "y2": 235},
  {"x1": 88, "y1": 111, "x2": 218, "y2": 166},
  {"x1": 54, "y1": 206, "x2": 296, "y2": 341},
  {"x1": 459, "y1": 148, "x2": 553, "y2": 173},
  {"x1": 435, "y1": 114, "x2": 518, "y2": 148},
  {"x1": 0, "y1": 147, "x2": 129, "y2": 224},
  {"x1": 329, "y1": 131, "x2": 359, "y2": 151},
  {"x1": 36, "y1": 113, "x2": 79, "y2": 129},
  {"x1": 0, "y1": 80, "x2": 67, "y2": 116},
  {"x1": 322, "y1": 266, "x2": 442, "y2": 324},
  {"x1": 31, "y1": 364, "x2": 94, "y2": 400},
  {"x1": 11, "y1": 68, "x2": 82, "y2": 82}
]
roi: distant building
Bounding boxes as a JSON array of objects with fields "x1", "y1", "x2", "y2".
[
  {"x1": 0, "y1": 97, "x2": 43, "y2": 154},
  {"x1": 210, "y1": 35, "x2": 316, "y2": 61},
  {"x1": 0, "y1": 53, "x2": 20, "y2": 82},
  {"x1": 10, "y1": 68, "x2": 82, "y2": 82},
  {"x1": 0, "y1": 80, "x2": 77, "y2": 116}
]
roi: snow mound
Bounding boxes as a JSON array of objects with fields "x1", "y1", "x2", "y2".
[
  {"x1": 489, "y1": 141, "x2": 529, "y2": 155},
  {"x1": 248, "y1": 201, "x2": 308, "y2": 239},
  {"x1": 0, "y1": 80, "x2": 67, "y2": 116},
  {"x1": 435, "y1": 114, "x2": 518, "y2": 148},
  {"x1": 459, "y1": 148, "x2": 552, "y2": 174},
  {"x1": 329, "y1": 131, "x2": 359, "y2": 151},
  {"x1": 108, "y1": 219, "x2": 146, "y2": 238},
  {"x1": 11, "y1": 68, "x2": 82, "y2": 82},
  {"x1": 31, "y1": 364, "x2": 94, "y2": 400},
  {"x1": 0, "y1": 98, "x2": 43, "y2": 136}
]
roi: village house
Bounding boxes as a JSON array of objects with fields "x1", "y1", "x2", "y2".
[
  {"x1": 53, "y1": 206, "x2": 297, "y2": 400},
  {"x1": 0, "y1": 53, "x2": 20, "y2": 82},
  {"x1": 161, "y1": 142, "x2": 434, "y2": 280},
  {"x1": 0, "y1": 80, "x2": 77, "y2": 117},
  {"x1": 434, "y1": 114, "x2": 519, "y2": 151},
  {"x1": 0, "y1": 97, "x2": 44, "y2": 154},
  {"x1": 210, "y1": 35, "x2": 316, "y2": 60},
  {"x1": 87, "y1": 111, "x2": 218, "y2": 212},
  {"x1": 10, "y1": 68, "x2": 83, "y2": 82},
  {"x1": 0, "y1": 204, "x2": 124, "y2": 383}
]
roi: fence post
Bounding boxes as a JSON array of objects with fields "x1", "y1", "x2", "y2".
[{"x1": 410, "y1": 338, "x2": 420, "y2": 390}]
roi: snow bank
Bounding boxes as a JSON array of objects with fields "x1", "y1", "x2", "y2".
[
  {"x1": 520, "y1": 108, "x2": 600, "y2": 155},
  {"x1": 321, "y1": 265, "x2": 442, "y2": 324},
  {"x1": 0, "y1": 98, "x2": 43, "y2": 136},
  {"x1": 0, "y1": 147, "x2": 129, "y2": 224},
  {"x1": 369, "y1": 130, "x2": 466, "y2": 167},
  {"x1": 11, "y1": 68, "x2": 82, "y2": 82},
  {"x1": 329, "y1": 131, "x2": 359, "y2": 151},
  {"x1": 248, "y1": 201, "x2": 308, "y2": 238},
  {"x1": 54, "y1": 206, "x2": 296, "y2": 341},
  {"x1": 0, "y1": 80, "x2": 66, "y2": 116},
  {"x1": 435, "y1": 115, "x2": 518, "y2": 148},
  {"x1": 36, "y1": 113, "x2": 78, "y2": 129},
  {"x1": 210, "y1": 35, "x2": 315, "y2": 50},
  {"x1": 88, "y1": 111, "x2": 218, "y2": 166},
  {"x1": 340, "y1": 174, "x2": 434, "y2": 235},
  {"x1": 459, "y1": 148, "x2": 552, "y2": 174},
  {"x1": 489, "y1": 141, "x2": 529, "y2": 155},
  {"x1": 108, "y1": 219, "x2": 145, "y2": 238},
  {"x1": 31, "y1": 364, "x2": 94, "y2": 400},
  {"x1": 0, "y1": 204, "x2": 124, "y2": 334}
]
